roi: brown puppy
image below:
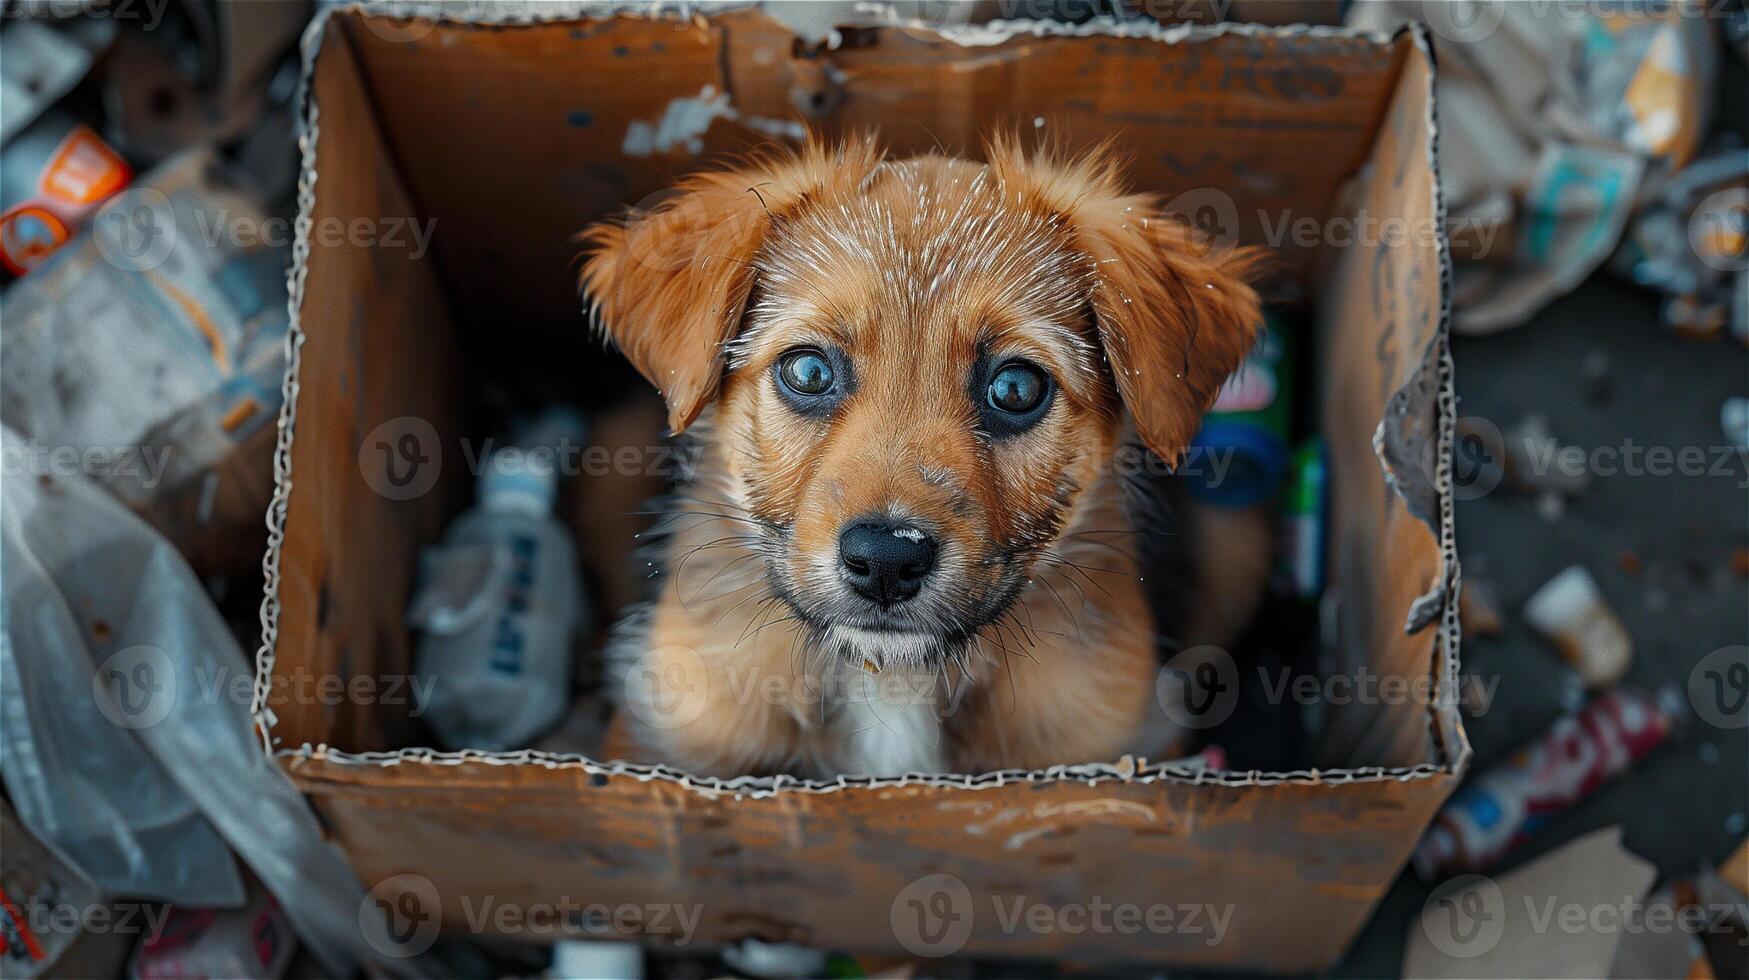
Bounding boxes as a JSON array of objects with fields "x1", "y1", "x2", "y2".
[{"x1": 581, "y1": 136, "x2": 1262, "y2": 778}]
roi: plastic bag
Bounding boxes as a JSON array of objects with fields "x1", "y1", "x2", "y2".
[
  {"x1": 0, "y1": 450, "x2": 244, "y2": 905},
  {"x1": 0, "y1": 425, "x2": 427, "y2": 976}
]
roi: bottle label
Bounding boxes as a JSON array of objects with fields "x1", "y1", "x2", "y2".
[{"x1": 488, "y1": 534, "x2": 541, "y2": 675}]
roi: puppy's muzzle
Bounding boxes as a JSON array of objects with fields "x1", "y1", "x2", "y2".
[{"x1": 838, "y1": 518, "x2": 936, "y2": 607}]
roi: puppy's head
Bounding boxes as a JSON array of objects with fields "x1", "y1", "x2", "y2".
[{"x1": 582, "y1": 137, "x2": 1262, "y2": 668}]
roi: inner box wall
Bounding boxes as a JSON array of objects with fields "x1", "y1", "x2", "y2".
[{"x1": 271, "y1": 20, "x2": 470, "y2": 751}]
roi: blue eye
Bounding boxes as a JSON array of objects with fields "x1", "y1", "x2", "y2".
[
  {"x1": 987, "y1": 362, "x2": 1047, "y2": 414},
  {"x1": 778, "y1": 348, "x2": 834, "y2": 396}
]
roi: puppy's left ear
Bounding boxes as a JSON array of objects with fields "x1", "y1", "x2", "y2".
[
  {"x1": 1077, "y1": 207, "x2": 1266, "y2": 467},
  {"x1": 580, "y1": 139, "x2": 882, "y2": 434},
  {"x1": 579, "y1": 176, "x2": 771, "y2": 435},
  {"x1": 990, "y1": 142, "x2": 1266, "y2": 466}
]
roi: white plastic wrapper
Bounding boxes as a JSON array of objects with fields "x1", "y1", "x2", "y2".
[
  {"x1": 0, "y1": 426, "x2": 426, "y2": 976},
  {"x1": 0, "y1": 446, "x2": 244, "y2": 906}
]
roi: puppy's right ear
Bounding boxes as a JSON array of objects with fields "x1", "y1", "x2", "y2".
[{"x1": 580, "y1": 140, "x2": 878, "y2": 433}]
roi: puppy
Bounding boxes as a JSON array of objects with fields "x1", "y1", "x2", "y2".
[{"x1": 581, "y1": 137, "x2": 1262, "y2": 778}]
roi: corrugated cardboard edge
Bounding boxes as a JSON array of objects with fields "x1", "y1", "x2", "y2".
[
  {"x1": 1360, "y1": 24, "x2": 1466, "y2": 772},
  {"x1": 1409, "y1": 23, "x2": 1469, "y2": 772},
  {"x1": 253, "y1": 1, "x2": 1467, "y2": 795}
]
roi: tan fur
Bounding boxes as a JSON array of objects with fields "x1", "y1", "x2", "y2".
[{"x1": 581, "y1": 136, "x2": 1262, "y2": 778}]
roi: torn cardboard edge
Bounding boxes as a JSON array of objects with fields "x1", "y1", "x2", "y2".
[
  {"x1": 1405, "y1": 21, "x2": 1468, "y2": 774},
  {"x1": 282, "y1": 745, "x2": 1452, "y2": 800},
  {"x1": 313, "y1": 0, "x2": 1404, "y2": 47},
  {"x1": 252, "y1": 2, "x2": 1465, "y2": 794}
]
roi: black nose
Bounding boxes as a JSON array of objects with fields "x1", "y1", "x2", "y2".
[{"x1": 838, "y1": 519, "x2": 936, "y2": 606}]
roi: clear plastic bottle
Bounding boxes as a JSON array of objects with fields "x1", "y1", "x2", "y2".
[{"x1": 411, "y1": 447, "x2": 582, "y2": 750}]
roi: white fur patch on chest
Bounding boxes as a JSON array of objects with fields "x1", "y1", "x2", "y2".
[{"x1": 821, "y1": 667, "x2": 946, "y2": 777}]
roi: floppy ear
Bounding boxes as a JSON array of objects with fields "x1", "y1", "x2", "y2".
[
  {"x1": 989, "y1": 142, "x2": 1266, "y2": 467},
  {"x1": 1077, "y1": 206, "x2": 1267, "y2": 467},
  {"x1": 579, "y1": 140, "x2": 880, "y2": 434}
]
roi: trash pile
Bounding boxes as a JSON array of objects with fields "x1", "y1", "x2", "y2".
[
  {"x1": 1350, "y1": 0, "x2": 1749, "y2": 343},
  {"x1": 0, "y1": 5, "x2": 429, "y2": 978}
]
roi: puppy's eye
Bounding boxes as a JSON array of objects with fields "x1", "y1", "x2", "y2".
[
  {"x1": 777, "y1": 348, "x2": 835, "y2": 397},
  {"x1": 987, "y1": 362, "x2": 1047, "y2": 414}
]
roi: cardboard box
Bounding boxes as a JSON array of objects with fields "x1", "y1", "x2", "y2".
[{"x1": 257, "y1": 5, "x2": 1467, "y2": 971}]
